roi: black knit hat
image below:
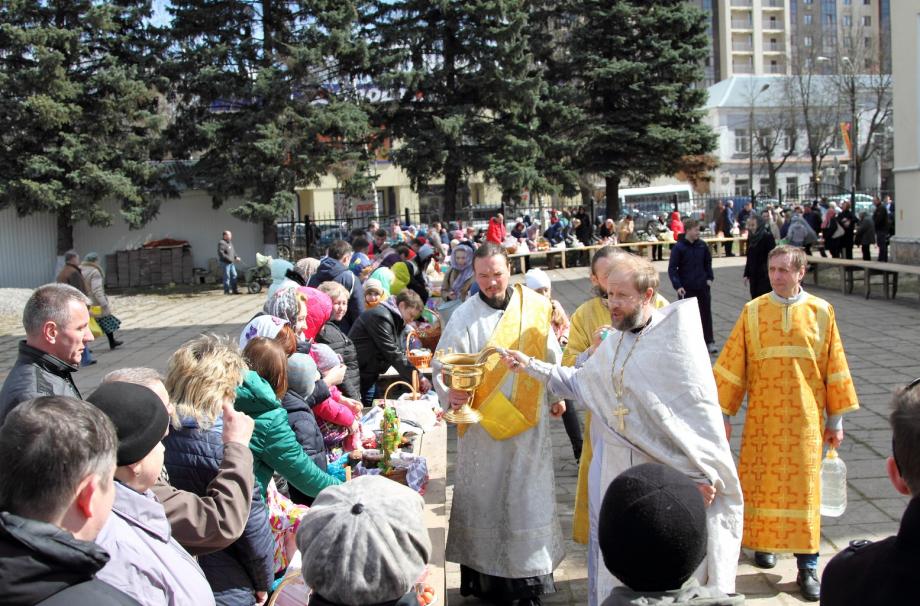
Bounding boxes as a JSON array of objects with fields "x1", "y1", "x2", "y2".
[
  {"x1": 599, "y1": 463, "x2": 708, "y2": 592},
  {"x1": 87, "y1": 382, "x2": 169, "y2": 466}
]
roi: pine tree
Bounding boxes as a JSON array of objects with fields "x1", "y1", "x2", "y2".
[
  {"x1": 163, "y1": 0, "x2": 373, "y2": 251},
  {"x1": 0, "y1": 1, "x2": 166, "y2": 254},
  {"x1": 564, "y1": 0, "x2": 715, "y2": 219},
  {"x1": 365, "y1": 0, "x2": 546, "y2": 219}
]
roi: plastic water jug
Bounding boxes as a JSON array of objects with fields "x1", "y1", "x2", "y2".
[{"x1": 820, "y1": 447, "x2": 847, "y2": 517}]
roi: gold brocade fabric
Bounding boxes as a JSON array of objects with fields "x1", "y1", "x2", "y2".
[
  {"x1": 563, "y1": 294, "x2": 669, "y2": 544},
  {"x1": 457, "y1": 285, "x2": 551, "y2": 441},
  {"x1": 714, "y1": 293, "x2": 858, "y2": 553}
]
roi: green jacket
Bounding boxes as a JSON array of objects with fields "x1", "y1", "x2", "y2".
[{"x1": 234, "y1": 370, "x2": 341, "y2": 498}]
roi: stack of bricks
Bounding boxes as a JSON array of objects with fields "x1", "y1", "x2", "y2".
[{"x1": 104, "y1": 245, "x2": 194, "y2": 289}]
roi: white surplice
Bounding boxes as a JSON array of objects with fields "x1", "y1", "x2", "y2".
[
  {"x1": 528, "y1": 298, "x2": 743, "y2": 605},
  {"x1": 433, "y1": 294, "x2": 565, "y2": 580}
]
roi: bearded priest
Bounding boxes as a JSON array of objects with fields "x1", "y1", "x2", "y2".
[{"x1": 501, "y1": 252, "x2": 742, "y2": 606}]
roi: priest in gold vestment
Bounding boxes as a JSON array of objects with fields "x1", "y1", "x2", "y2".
[
  {"x1": 714, "y1": 245, "x2": 859, "y2": 602},
  {"x1": 434, "y1": 243, "x2": 565, "y2": 605}
]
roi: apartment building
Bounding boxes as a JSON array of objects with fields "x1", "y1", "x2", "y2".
[{"x1": 690, "y1": 0, "x2": 891, "y2": 85}]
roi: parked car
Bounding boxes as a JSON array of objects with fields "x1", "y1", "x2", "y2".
[{"x1": 828, "y1": 193, "x2": 874, "y2": 215}]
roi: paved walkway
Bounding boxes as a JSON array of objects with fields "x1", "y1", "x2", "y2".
[{"x1": 1, "y1": 256, "x2": 918, "y2": 605}]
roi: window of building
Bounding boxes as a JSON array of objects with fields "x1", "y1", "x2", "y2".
[
  {"x1": 735, "y1": 129, "x2": 750, "y2": 154},
  {"x1": 843, "y1": 0, "x2": 851, "y2": 5},
  {"x1": 803, "y1": 35, "x2": 812, "y2": 47},
  {"x1": 804, "y1": 14, "x2": 813, "y2": 25},
  {"x1": 825, "y1": 14, "x2": 835, "y2": 26},
  {"x1": 759, "y1": 178, "x2": 772, "y2": 193},
  {"x1": 783, "y1": 129, "x2": 795, "y2": 152},
  {"x1": 843, "y1": 15, "x2": 852, "y2": 26},
  {"x1": 843, "y1": 36, "x2": 852, "y2": 48},
  {"x1": 735, "y1": 180, "x2": 751, "y2": 196},
  {"x1": 803, "y1": 0, "x2": 812, "y2": 4},
  {"x1": 786, "y1": 177, "x2": 799, "y2": 194},
  {"x1": 863, "y1": 15, "x2": 871, "y2": 26},
  {"x1": 863, "y1": 0, "x2": 871, "y2": 4}
]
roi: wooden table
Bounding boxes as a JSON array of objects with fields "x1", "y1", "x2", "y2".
[{"x1": 808, "y1": 256, "x2": 920, "y2": 300}]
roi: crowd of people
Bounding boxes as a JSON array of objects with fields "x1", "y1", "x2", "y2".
[{"x1": 0, "y1": 206, "x2": 913, "y2": 606}]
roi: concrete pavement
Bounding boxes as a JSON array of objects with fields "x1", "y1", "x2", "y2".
[{"x1": 1, "y1": 256, "x2": 917, "y2": 605}]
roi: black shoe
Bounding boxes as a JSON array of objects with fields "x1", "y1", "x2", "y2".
[
  {"x1": 797, "y1": 568, "x2": 820, "y2": 602},
  {"x1": 110, "y1": 340, "x2": 123, "y2": 350},
  {"x1": 726, "y1": 253, "x2": 736, "y2": 257},
  {"x1": 754, "y1": 551, "x2": 776, "y2": 569},
  {"x1": 517, "y1": 599, "x2": 542, "y2": 606}
]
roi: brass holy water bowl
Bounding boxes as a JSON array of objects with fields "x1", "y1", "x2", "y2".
[{"x1": 436, "y1": 347, "x2": 503, "y2": 424}]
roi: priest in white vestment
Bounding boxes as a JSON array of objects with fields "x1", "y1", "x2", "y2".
[
  {"x1": 433, "y1": 243, "x2": 565, "y2": 605},
  {"x1": 501, "y1": 253, "x2": 743, "y2": 606}
]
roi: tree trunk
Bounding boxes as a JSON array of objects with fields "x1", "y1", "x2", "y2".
[
  {"x1": 443, "y1": 160, "x2": 460, "y2": 221},
  {"x1": 262, "y1": 218, "x2": 278, "y2": 257},
  {"x1": 604, "y1": 175, "x2": 621, "y2": 220},
  {"x1": 56, "y1": 207, "x2": 74, "y2": 255}
]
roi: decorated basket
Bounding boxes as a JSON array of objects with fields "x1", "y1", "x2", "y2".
[
  {"x1": 406, "y1": 332, "x2": 433, "y2": 368},
  {"x1": 414, "y1": 308, "x2": 442, "y2": 351}
]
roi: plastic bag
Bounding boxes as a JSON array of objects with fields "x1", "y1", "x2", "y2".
[{"x1": 88, "y1": 316, "x2": 103, "y2": 337}]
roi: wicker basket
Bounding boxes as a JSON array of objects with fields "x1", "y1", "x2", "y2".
[
  {"x1": 415, "y1": 308, "x2": 442, "y2": 351},
  {"x1": 406, "y1": 332, "x2": 433, "y2": 368}
]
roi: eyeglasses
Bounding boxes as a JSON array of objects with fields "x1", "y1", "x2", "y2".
[{"x1": 601, "y1": 293, "x2": 640, "y2": 306}]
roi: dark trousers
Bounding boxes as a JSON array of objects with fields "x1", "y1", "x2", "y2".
[
  {"x1": 723, "y1": 241, "x2": 734, "y2": 257},
  {"x1": 861, "y1": 243, "x2": 872, "y2": 261},
  {"x1": 561, "y1": 401, "x2": 583, "y2": 461},
  {"x1": 878, "y1": 234, "x2": 889, "y2": 262},
  {"x1": 683, "y1": 287, "x2": 714, "y2": 345}
]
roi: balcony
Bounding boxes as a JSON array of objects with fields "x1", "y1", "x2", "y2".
[
  {"x1": 762, "y1": 20, "x2": 785, "y2": 32},
  {"x1": 767, "y1": 64, "x2": 787, "y2": 74},
  {"x1": 731, "y1": 19, "x2": 754, "y2": 29},
  {"x1": 730, "y1": 0, "x2": 752, "y2": 6},
  {"x1": 732, "y1": 42, "x2": 754, "y2": 53},
  {"x1": 761, "y1": 0, "x2": 784, "y2": 9},
  {"x1": 763, "y1": 41, "x2": 785, "y2": 53}
]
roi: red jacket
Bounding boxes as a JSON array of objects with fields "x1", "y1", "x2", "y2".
[{"x1": 486, "y1": 218, "x2": 507, "y2": 244}]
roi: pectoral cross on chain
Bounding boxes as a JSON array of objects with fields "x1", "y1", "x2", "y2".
[{"x1": 612, "y1": 401, "x2": 629, "y2": 432}]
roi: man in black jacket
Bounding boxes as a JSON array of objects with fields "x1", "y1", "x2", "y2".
[
  {"x1": 873, "y1": 196, "x2": 890, "y2": 262},
  {"x1": 667, "y1": 219, "x2": 716, "y2": 353},
  {"x1": 821, "y1": 379, "x2": 920, "y2": 605},
  {"x1": 309, "y1": 240, "x2": 365, "y2": 333},
  {"x1": 349, "y1": 289, "x2": 430, "y2": 406},
  {"x1": 0, "y1": 396, "x2": 139, "y2": 605},
  {"x1": 0, "y1": 284, "x2": 91, "y2": 424}
]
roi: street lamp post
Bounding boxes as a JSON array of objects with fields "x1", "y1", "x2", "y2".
[{"x1": 749, "y1": 82, "x2": 770, "y2": 205}]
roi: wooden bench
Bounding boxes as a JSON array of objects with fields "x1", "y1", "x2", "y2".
[
  {"x1": 506, "y1": 236, "x2": 747, "y2": 273},
  {"x1": 807, "y1": 257, "x2": 920, "y2": 300}
]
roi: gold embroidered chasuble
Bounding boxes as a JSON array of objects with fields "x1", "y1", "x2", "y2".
[{"x1": 714, "y1": 292, "x2": 858, "y2": 553}]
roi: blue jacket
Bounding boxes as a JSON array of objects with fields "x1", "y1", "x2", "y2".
[
  {"x1": 668, "y1": 237, "x2": 714, "y2": 292},
  {"x1": 164, "y1": 416, "x2": 275, "y2": 605}
]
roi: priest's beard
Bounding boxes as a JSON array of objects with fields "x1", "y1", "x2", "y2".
[
  {"x1": 480, "y1": 288, "x2": 509, "y2": 309},
  {"x1": 611, "y1": 305, "x2": 645, "y2": 332}
]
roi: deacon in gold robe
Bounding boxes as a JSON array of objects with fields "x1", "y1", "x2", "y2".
[
  {"x1": 433, "y1": 242, "x2": 565, "y2": 605},
  {"x1": 714, "y1": 244, "x2": 859, "y2": 602},
  {"x1": 564, "y1": 246, "x2": 669, "y2": 545}
]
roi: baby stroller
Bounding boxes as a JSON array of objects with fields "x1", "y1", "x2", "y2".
[{"x1": 244, "y1": 253, "x2": 273, "y2": 294}]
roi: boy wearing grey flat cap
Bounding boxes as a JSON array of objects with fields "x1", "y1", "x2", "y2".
[{"x1": 296, "y1": 475, "x2": 431, "y2": 606}]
